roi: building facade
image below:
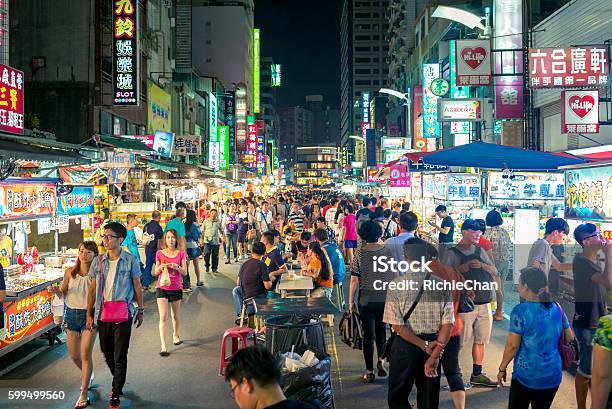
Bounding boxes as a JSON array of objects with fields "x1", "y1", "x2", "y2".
[
  {"x1": 278, "y1": 106, "x2": 313, "y2": 169},
  {"x1": 294, "y1": 146, "x2": 339, "y2": 187}
]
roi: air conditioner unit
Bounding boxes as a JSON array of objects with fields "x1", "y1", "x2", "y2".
[{"x1": 170, "y1": 59, "x2": 175, "y2": 69}]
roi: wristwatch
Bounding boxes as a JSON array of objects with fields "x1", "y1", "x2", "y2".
[{"x1": 423, "y1": 340, "x2": 430, "y2": 352}]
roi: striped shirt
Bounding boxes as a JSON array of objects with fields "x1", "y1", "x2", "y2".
[
  {"x1": 350, "y1": 245, "x2": 396, "y2": 304},
  {"x1": 288, "y1": 211, "x2": 305, "y2": 233}
]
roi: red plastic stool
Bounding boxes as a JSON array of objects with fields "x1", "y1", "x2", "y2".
[{"x1": 218, "y1": 326, "x2": 256, "y2": 376}]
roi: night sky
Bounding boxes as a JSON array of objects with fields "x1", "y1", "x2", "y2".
[{"x1": 255, "y1": 0, "x2": 341, "y2": 109}]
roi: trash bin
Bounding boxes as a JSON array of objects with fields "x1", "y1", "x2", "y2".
[
  {"x1": 278, "y1": 348, "x2": 334, "y2": 409},
  {"x1": 265, "y1": 316, "x2": 326, "y2": 355}
]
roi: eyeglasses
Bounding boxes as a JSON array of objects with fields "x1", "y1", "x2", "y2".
[
  {"x1": 582, "y1": 231, "x2": 602, "y2": 241},
  {"x1": 101, "y1": 234, "x2": 119, "y2": 240},
  {"x1": 229, "y1": 381, "x2": 241, "y2": 399}
]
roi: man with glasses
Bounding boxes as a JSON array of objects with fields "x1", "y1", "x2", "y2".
[
  {"x1": 572, "y1": 223, "x2": 612, "y2": 409},
  {"x1": 527, "y1": 217, "x2": 573, "y2": 281},
  {"x1": 86, "y1": 222, "x2": 144, "y2": 409},
  {"x1": 225, "y1": 346, "x2": 323, "y2": 409}
]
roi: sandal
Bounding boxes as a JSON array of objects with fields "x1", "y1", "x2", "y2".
[
  {"x1": 160, "y1": 351, "x2": 170, "y2": 357},
  {"x1": 173, "y1": 337, "x2": 183, "y2": 345},
  {"x1": 74, "y1": 398, "x2": 90, "y2": 409},
  {"x1": 362, "y1": 372, "x2": 375, "y2": 383},
  {"x1": 377, "y1": 360, "x2": 388, "y2": 378}
]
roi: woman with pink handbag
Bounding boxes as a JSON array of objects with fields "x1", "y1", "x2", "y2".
[{"x1": 86, "y1": 222, "x2": 145, "y2": 409}]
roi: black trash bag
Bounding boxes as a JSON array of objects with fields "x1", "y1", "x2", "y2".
[
  {"x1": 278, "y1": 348, "x2": 333, "y2": 409},
  {"x1": 266, "y1": 316, "x2": 326, "y2": 355}
]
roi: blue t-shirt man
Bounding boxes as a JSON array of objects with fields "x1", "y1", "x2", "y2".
[
  {"x1": 509, "y1": 302, "x2": 569, "y2": 390},
  {"x1": 262, "y1": 248, "x2": 286, "y2": 292},
  {"x1": 122, "y1": 229, "x2": 141, "y2": 264},
  {"x1": 165, "y1": 217, "x2": 186, "y2": 239},
  {"x1": 322, "y1": 241, "x2": 345, "y2": 285}
]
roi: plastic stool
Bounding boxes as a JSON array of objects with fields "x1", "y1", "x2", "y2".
[{"x1": 218, "y1": 326, "x2": 256, "y2": 376}]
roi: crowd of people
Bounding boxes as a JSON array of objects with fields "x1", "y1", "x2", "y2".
[{"x1": 46, "y1": 189, "x2": 611, "y2": 409}]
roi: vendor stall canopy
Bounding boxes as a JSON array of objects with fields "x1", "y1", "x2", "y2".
[{"x1": 401, "y1": 142, "x2": 588, "y2": 170}]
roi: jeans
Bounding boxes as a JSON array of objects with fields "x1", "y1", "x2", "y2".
[
  {"x1": 388, "y1": 334, "x2": 441, "y2": 409},
  {"x1": 574, "y1": 326, "x2": 595, "y2": 377},
  {"x1": 225, "y1": 232, "x2": 238, "y2": 259},
  {"x1": 142, "y1": 248, "x2": 156, "y2": 287},
  {"x1": 203, "y1": 243, "x2": 220, "y2": 271},
  {"x1": 98, "y1": 319, "x2": 133, "y2": 396},
  {"x1": 232, "y1": 286, "x2": 266, "y2": 317},
  {"x1": 508, "y1": 378, "x2": 559, "y2": 409},
  {"x1": 359, "y1": 300, "x2": 387, "y2": 371}
]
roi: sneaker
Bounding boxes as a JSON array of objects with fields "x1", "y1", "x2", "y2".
[
  {"x1": 109, "y1": 392, "x2": 120, "y2": 409},
  {"x1": 225, "y1": 260, "x2": 231, "y2": 264},
  {"x1": 470, "y1": 373, "x2": 498, "y2": 388},
  {"x1": 205, "y1": 267, "x2": 210, "y2": 273}
]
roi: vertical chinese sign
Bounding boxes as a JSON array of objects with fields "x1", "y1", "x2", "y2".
[
  {"x1": 113, "y1": 0, "x2": 139, "y2": 106},
  {"x1": 0, "y1": 64, "x2": 24, "y2": 135},
  {"x1": 235, "y1": 84, "x2": 247, "y2": 152},
  {"x1": 493, "y1": 0, "x2": 523, "y2": 119},
  {"x1": 422, "y1": 64, "x2": 441, "y2": 138},
  {"x1": 449, "y1": 40, "x2": 470, "y2": 141},
  {"x1": 225, "y1": 91, "x2": 236, "y2": 165},
  {"x1": 218, "y1": 126, "x2": 229, "y2": 170},
  {"x1": 413, "y1": 85, "x2": 426, "y2": 152},
  {"x1": 256, "y1": 119, "x2": 265, "y2": 176},
  {"x1": 246, "y1": 116, "x2": 257, "y2": 169},
  {"x1": 362, "y1": 92, "x2": 370, "y2": 139},
  {"x1": 253, "y1": 29, "x2": 261, "y2": 114}
]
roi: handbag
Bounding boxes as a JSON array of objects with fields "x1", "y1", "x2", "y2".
[
  {"x1": 556, "y1": 302, "x2": 575, "y2": 370},
  {"x1": 246, "y1": 227, "x2": 257, "y2": 241},
  {"x1": 159, "y1": 265, "x2": 172, "y2": 287},
  {"x1": 381, "y1": 272, "x2": 431, "y2": 360},
  {"x1": 99, "y1": 255, "x2": 129, "y2": 323}
]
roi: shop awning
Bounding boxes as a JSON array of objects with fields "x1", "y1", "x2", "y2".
[
  {"x1": 390, "y1": 142, "x2": 589, "y2": 170},
  {"x1": 146, "y1": 159, "x2": 178, "y2": 173},
  {"x1": 0, "y1": 140, "x2": 90, "y2": 165},
  {"x1": 100, "y1": 135, "x2": 154, "y2": 153}
]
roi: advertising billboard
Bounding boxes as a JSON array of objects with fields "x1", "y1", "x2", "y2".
[
  {"x1": 422, "y1": 64, "x2": 441, "y2": 138},
  {"x1": 561, "y1": 90, "x2": 599, "y2": 134},
  {"x1": 208, "y1": 141, "x2": 219, "y2": 169},
  {"x1": 565, "y1": 166, "x2": 612, "y2": 222},
  {"x1": 174, "y1": 135, "x2": 201, "y2": 156},
  {"x1": 271, "y1": 64, "x2": 281, "y2": 87},
  {"x1": 209, "y1": 93, "x2": 217, "y2": 142},
  {"x1": 147, "y1": 82, "x2": 171, "y2": 133},
  {"x1": 112, "y1": 0, "x2": 138, "y2": 105},
  {"x1": 390, "y1": 165, "x2": 410, "y2": 187},
  {"x1": 0, "y1": 183, "x2": 56, "y2": 220},
  {"x1": 0, "y1": 64, "x2": 24, "y2": 135},
  {"x1": 437, "y1": 99, "x2": 482, "y2": 121},
  {"x1": 366, "y1": 128, "x2": 377, "y2": 167},
  {"x1": 253, "y1": 29, "x2": 261, "y2": 114},
  {"x1": 447, "y1": 174, "x2": 480, "y2": 201},
  {"x1": 455, "y1": 39, "x2": 492, "y2": 86},
  {"x1": 529, "y1": 47, "x2": 608, "y2": 88},
  {"x1": 413, "y1": 85, "x2": 427, "y2": 152},
  {"x1": 57, "y1": 186, "x2": 95, "y2": 216},
  {"x1": 489, "y1": 172, "x2": 565, "y2": 202},
  {"x1": 218, "y1": 126, "x2": 229, "y2": 169},
  {"x1": 153, "y1": 131, "x2": 174, "y2": 158}
]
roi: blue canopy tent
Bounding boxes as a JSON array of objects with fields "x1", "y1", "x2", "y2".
[{"x1": 401, "y1": 142, "x2": 588, "y2": 170}]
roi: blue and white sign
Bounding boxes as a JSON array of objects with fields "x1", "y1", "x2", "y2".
[{"x1": 57, "y1": 186, "x2": 95, "y2": 216}]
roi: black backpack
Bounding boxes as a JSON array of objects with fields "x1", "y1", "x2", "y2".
[{"x1": 450, "y1": 246, "x2": 494, "y2": 305}]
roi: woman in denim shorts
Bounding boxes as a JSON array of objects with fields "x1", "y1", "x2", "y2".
[{"x1": 50, "y1": 241, "x2": 98, "y2": 409}]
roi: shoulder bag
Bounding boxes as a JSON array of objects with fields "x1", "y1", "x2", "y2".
[
  {"x1": 99, "y1": 255, "x2": 129, "y2": 323},
  {"x1": 381, "y1": 272, "x2": 431, "y2": 359},
  {"x1": 555, "y1": 302, "x2": 575, "y2": 370}
]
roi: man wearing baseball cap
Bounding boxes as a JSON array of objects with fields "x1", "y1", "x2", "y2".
[{"x1": 441, "y1": 219, "x2": 499, "y2": 388}]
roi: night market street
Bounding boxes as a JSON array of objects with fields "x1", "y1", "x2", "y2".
[{"x1": 0, "y1": 260, "x2": 583, "y2": 409}]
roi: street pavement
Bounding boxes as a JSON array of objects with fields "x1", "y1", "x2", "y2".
[{"x1": 0, "y1": 258, "x2": 585, "y2": 409}]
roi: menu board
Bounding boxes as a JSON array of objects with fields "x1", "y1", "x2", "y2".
[
  {"x1": 447, "y1": 173, "x2": 480, "y2": 201},
  {"x1": 0, "y1": 183, "x2": 56, "y2": 220},
  {"x1": 0, "y1": 289, "x2": 54, "y2": 352},
  {"x1": 489, "y1": 171, "x2": 564, "y2": 202},
  {"x1": 565, "y1": 166, "x2": 612, "y2": 221}
]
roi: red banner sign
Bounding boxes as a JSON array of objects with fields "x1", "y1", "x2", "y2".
[
  {"x1": 0, "y1": 183, "x2": 57, "y2": 220},
  {"x1": 0, "y1": 64, "x2": 25, "y2": 135},
  {"x1": 529, "y1": 47, "x2": 608, "y2": 88},
  {"x1": 561, "y1": 90, "x2": 599, "y2": 134},
  {"x1": 246, "y1": 124, "x2": 257, "y2": 168},
  {"x1": 1, "y1": 289, "x2": 55, "y2": 351},
  {"x1": 367, "y1": 168, "x2": 384, "y2": 183}
]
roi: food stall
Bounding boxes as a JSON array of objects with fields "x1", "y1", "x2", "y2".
[{"x1": 0, "y1": 178, "x2": 64, "y2": 357}]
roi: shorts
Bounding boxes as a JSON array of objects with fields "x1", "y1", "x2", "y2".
[
  {"x1": 574, "y1": 327, "x2": 595, "y2": 377},
  {"x1": 64, "y1": 306, "x2": 88, "y2": 332},
  {"x1": 156, "y1": 288, "x2": 183, "y2": 302},
  {"x1": 459, "y1": 303, "x2": 492, "y2": 346},
  {"x1": 186, "y1": 247, "x2": 201, "y2": 260},
  {"x1": 344, "y1": 240, "x2": 357, "y2": 249},
  {"x1": 237, "y1": 232, "x2": 247, "y2": 243},
  {"x1": 495, "y1": 259, "x2": 510, "y2": 282}
]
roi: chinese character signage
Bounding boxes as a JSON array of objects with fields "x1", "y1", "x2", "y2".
[
  {"x1": 390, "y1": 165, "x2": 411, "y2": 187},
  {"x1": 565, "y1": 167, "x2": 612, "y2": 221},
  {"x1": 218, "y1": 126, "x2": 229, "y2": 169},
  {"x1": 413, "y1": 85, "x2": 427, "y2": 152},
  {"x1": 362, "y1": 92, "x2": 370, "y2": 124},
  {"x1": 224, "y1": 92, "x2": 236, "y2": 165},
  {"x1": 437, "y1": 99, "x2": 482, "y2": 121},
  {"x1": 271, "y1": 64, "x2": 281, "y2": 87},
  {"x1": 449, "y1": 40, "x2": 470, "y2": 136},
  {"x1": 408, "y1": 162, "x2": 449, "y2": 172},
  {"x1": 208, "y1": 141, "x2": 220, "y2": 169},
  {"x1": 246, "y1": 116, "x2": 257, "y2": 169},
  {"x1": 493, "y1": 0, "x2": 523, "y2": 119},
  {"x1": 455, "y1": 39, "x2": 492, "y2": 86},
  {"x1": 0, "y1": 64, "x2": 24, "y2": 135},
  {"x1": 209, "y1": 92, "x2": 217, "y2": 143},
  {"x1": 104, "y1": 152, "x2": 135, "y2": 168},
  {"x1": 253, "y1": 29, "x2": 261, "y2": 114},
  {"x1": 153, "y1": 131, "x2": 174, "y2": 158},
  {"x1": 489, "y1": 171, "x2": 565, "y2": 202},
  {"x1": 147, "y1": 82, "x2": 171, "y2": 133},
  {"x1": 58, "y1": 186, "x2": 95, "y2": 216},
  {"x1": 174, "y1": 135, "x2": 201, "y2": 156},
  {"x1": 235, "y1": 84, "x2": 247, "y2": 151},
  {"x1": 561, "y1": 90, "x2": 599, "y2": 134},
  {"x1": 422, "y1": 64, "x2": 441, "y2": 138},
  {"x1": 112, "y1": 0, "x2": 139, "y2": 105},
  {"x1": 0, "y1": 183, "x2": 57, "y2": 220},
  {"x1": 0, "y1": 289, "x2": 54, "y2": 352},
  {"x1": 529, "y1": 47, "x2": 608, "y2": 88},
  {"x1": 446, "y1": 174, "x2": 480, "y2": 201}
]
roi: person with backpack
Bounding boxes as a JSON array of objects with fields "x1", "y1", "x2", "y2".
[
  {"x1": 441, "y1": 219, "x2": 499, "y2": 388},
  {"x1": 382, "y1": 209, "x2": 398, "y2": 241},
  {"x1": 256, "y1": 201, "x2": 274, "y2": 234},
  {"x1": 497, "y1": 268, "x2": 574, "y2": 409},
  {"x1": 223, "y1": 203, "x2": 240, "y2": 264},
  {"x1": 142, "y1": 211, "x2": 164, "y2": 290},
  {"x1": 185, "y1": 209, "x2": 203, "y2": 287}
]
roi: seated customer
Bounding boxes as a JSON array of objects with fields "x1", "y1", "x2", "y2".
[
  {"x1": 290, "y1": 231, "x2": 311, "y2": 264},
  {"x1": 301, "y1": 242, "x2": 333, "y2": 299},
  {"x1": 226, "y1": 346, "x2": 324, "y2": 409},
  {"x1": 232, "y1": 242, "x2": 271, "y2": 325}
]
